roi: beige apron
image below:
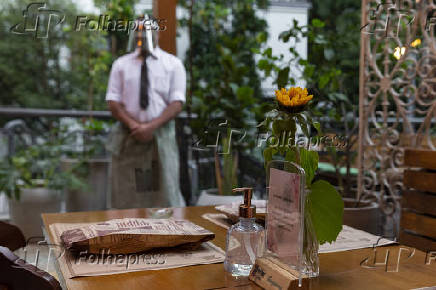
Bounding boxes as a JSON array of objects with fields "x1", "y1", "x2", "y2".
[{"x1": 107, "y1": 121, "x2": 186, "y2": 209}]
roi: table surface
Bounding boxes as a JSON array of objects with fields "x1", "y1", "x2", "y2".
[{"x1": 42, "y1": 206, "x2": 436, "y2": 290}]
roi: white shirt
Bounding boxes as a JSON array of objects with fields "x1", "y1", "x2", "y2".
[{"x1": 105, "y1": 47, "x2": 186, "y2": 122}]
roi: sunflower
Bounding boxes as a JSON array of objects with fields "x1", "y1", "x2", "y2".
[{"x1": 275, "y1": 87, "x2": 313, "y2": 113}]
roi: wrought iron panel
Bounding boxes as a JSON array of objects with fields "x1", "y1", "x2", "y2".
[{"x1": 358, "y1": 0, "x2": 436, "y2": 219}]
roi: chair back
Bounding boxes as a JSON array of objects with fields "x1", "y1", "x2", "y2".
[
  {"x1": 0, "y1": 221, "x2": 26, "y2": 252},
  {"x1": 0, "y1": 246, "x2": 61, "y2": 290}
]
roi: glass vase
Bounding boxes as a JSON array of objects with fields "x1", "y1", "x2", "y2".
[{"x1": 302, "y1": 196, "x2": 319, "y2": 277}]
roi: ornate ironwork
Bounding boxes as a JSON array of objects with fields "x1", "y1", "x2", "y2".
[{"x1": 358, "y1": 0, "x2": 436, "y2": 227}]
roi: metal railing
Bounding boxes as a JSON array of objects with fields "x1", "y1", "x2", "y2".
[{"x1": 0, "y1": 107, "x2": 195, "y2": 205}]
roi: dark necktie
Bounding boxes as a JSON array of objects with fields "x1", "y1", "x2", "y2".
[{"x1": 140, "y1": 56, "x2": 149, "y2": 109}]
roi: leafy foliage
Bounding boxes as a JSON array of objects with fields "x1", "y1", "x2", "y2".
[
  {"x1": 307, "y1": 180, "x2": 344, "y2": 244},
  {"x1": 179, "y1": 0, "x2": 271, "y2": 194},
  {"x1": 262, "y1": 93, "x2": 344, "y2": 245},
  {"x1": 0, "y1": 0, "x2": 136, "y2": 112},
  {"x1": 179, "y1": 0, "x2": 270, "y2": 142},
  {"x1": 93, "y1": 0, "x2": 138, "y2": 57},
  {"x1": 0, "y1": 128, "x2": 90, "y2": 200},
  {"x1": 0, "y1": 0, "x2": 79, "y2": 109},
  {"x1": 257, "y1": 0, "x2": 361, "y2": 195}
]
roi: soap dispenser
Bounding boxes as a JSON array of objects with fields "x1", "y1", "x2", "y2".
[{"x1": 224, "y1": 187, "x2": 265, "y2": 276}]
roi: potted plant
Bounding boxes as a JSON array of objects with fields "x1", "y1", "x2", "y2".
[
  {"x1": 262, "y1": 87, "x2": 344, "y2": 277},
  {"x1": 61, "y1": 119, "x2": 111, "y2": 212},
  {"x1": 196, "y1": 127, "x2": 246, "y2": 205},
  {"x1": 0, "y1": 139, "x2": 87, "y2": 238},
  {"x1": 180, "y1": 0, "x2": 270, "y2": 205},
  {"x1": 257, "y1": 18, "x2": 381, "y2": 235}
]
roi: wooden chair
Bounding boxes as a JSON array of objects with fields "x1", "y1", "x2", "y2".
[
  {"x1": 400, "y1": 149, "x2": 436, "y2": 251},
  {"x1": 0, "y1": 221, "x2": 26, "y2": 252},
  {"x1": 0, "y1": 246, "x2": 61, "y2": 290}
]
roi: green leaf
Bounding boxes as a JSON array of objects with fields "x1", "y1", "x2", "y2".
[
  {"x1": 264, "y1": 47, "x2": 272, "y2": 58},
  {"x1": 256, "y1": 32, "x2": 267, "y2": 43},
  {"x1": 236, "y1": 86, "x2": 254, "y2": 101},
  {"x1": 312, "y1": 19, "x2": 325, "y2": 28},
  {"x1": 258, "y1": 59, "x2": 270, "y2": 70},
  {"x1": 279, "y1": 30, "x2": 292, "y2": 42},
  {"x1": 277, "y1": 67, "x2": 290, "y2": 89},
  {"x1": 328, "y1": 93, "x2": 348, "y2": 102},
  {"x1": 272, "y1": 119, "x2": 296, "y2": 146},
  {"x1": 307, "y1": 180, "x2": 344, "y2": 244},
  {"x1": 296, "y1": 114, "x2": 309, "y2": 138},
  {"x1": 313, "y1": 122, "x2": 321, "y2": 134},
  {"x1": 319, "y1": 74, "x2": 330, "y2": 89},
  {"x1": 263, "y1": 147, "x2": 276, "y2": 168},
  {"x1": 299, "y1": 148, "x2": 318, "y2": 187},
  {"x1": 285, "y1": 148, "x2": 297, "y2": 163}
]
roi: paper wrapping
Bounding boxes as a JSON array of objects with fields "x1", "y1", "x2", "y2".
[
  {"x1": 60, "y1": 218, "x2": 215, "y2": 254},
  {"x1": 49, "y1": 219, "x2": 225, "y2": 278}
]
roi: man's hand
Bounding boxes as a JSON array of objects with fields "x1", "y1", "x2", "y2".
[
  {"x1": 130, "y1": 123, "x2": 156, "y2": 143},
  {"x1": 108, "y1": 101, "x2": 141, "y2": 132},
  {"x1": 129, "y1": 101, "x2": 183, "y2": 143},
  {"x1": 128, "y1": 121, "x2": 141, "y2": 132}
]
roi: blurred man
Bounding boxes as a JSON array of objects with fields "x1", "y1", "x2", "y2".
[{"x1": 106, "y1": 15, "x2": 186, "y2": 208}]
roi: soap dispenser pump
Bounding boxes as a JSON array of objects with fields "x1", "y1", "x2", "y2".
[{"x1": 224, "y1": 188, "x2": 265, "y2": 276}]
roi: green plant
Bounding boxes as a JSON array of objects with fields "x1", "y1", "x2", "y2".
[
  {"x1": 179, "y1": 0, "x2": 271, "y2": 194},
  {"x1": 0, "y1": 132, "x2": 88, "y2": 200},
  {"x1": 93, "y1": 0, "x2": 138, "y2": 57},
  {"x1": 0, "y1": 0, "x2": 135, "y2": 113},
  {"x1": 262, "y1": 87, "x2": 344, "y2": 245},
  {"x1": 213, "y1": 128, "x2": 238, "y2": 196},
  {"x1": 257, "y1": 18, "x2": 359, "y2": 196}
]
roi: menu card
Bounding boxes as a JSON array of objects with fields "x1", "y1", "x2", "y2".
[{"x1": 266, "y1": 167, "x2": 304, "y2": 267}]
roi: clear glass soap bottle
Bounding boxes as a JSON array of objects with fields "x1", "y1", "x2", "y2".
[{"x1": 224, "y1": 187, "x2": 265, "y2": 276}]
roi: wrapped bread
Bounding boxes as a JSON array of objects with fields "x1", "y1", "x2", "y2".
[{"x1": 60, "y1": 218, "x2": 215, "y2": 254}]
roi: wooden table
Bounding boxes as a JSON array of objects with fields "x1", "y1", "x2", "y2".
[{"x1": 42, "y1": 206, "x2": 436, "y2": 290}]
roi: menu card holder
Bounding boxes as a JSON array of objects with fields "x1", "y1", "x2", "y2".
[{"x1": 249, "y1": 160, "x2": 308, "y2": 289}]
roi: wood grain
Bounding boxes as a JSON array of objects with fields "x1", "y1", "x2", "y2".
[
  {"x1": 153, "y1": 0, "x2": 177, "y2": 55},
  {"x1": 42, "y1": 206, "x2": 436, "y2": 290},
  {"x1": 399, "y1": 231, "x2": 436, "y2": 252},
  {"x1": 402, "y1": 190, "x2": 436, "y2": 216},
  {"x1": 401, "y1": 211, "x2": 436, "y2": 240},
  {"x1": 403, "y1": 170, "x2": 436, "y2": 193},
  {"x1": 404, "y1": 149, "x2": 436, "y2": 170}
]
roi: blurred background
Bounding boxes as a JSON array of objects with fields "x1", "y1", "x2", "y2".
[{"x1": 0, "y1": 0, "x2": 362, "y2": 237}]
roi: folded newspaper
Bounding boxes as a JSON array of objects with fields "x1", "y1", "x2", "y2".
[
  {"x1": 61, "y1": 218, "x2": 215, "y2": 254},
  {"x1": 50, "y1": 220, "x2": 225, "y2": 278}
]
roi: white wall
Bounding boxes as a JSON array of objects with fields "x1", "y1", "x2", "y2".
[
  {"x1": 176, "y1": 4, "x2": 309, "y2": 92},
  {"x1": 259, "y1": 5, "x2": 309, "y2": 90}
]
